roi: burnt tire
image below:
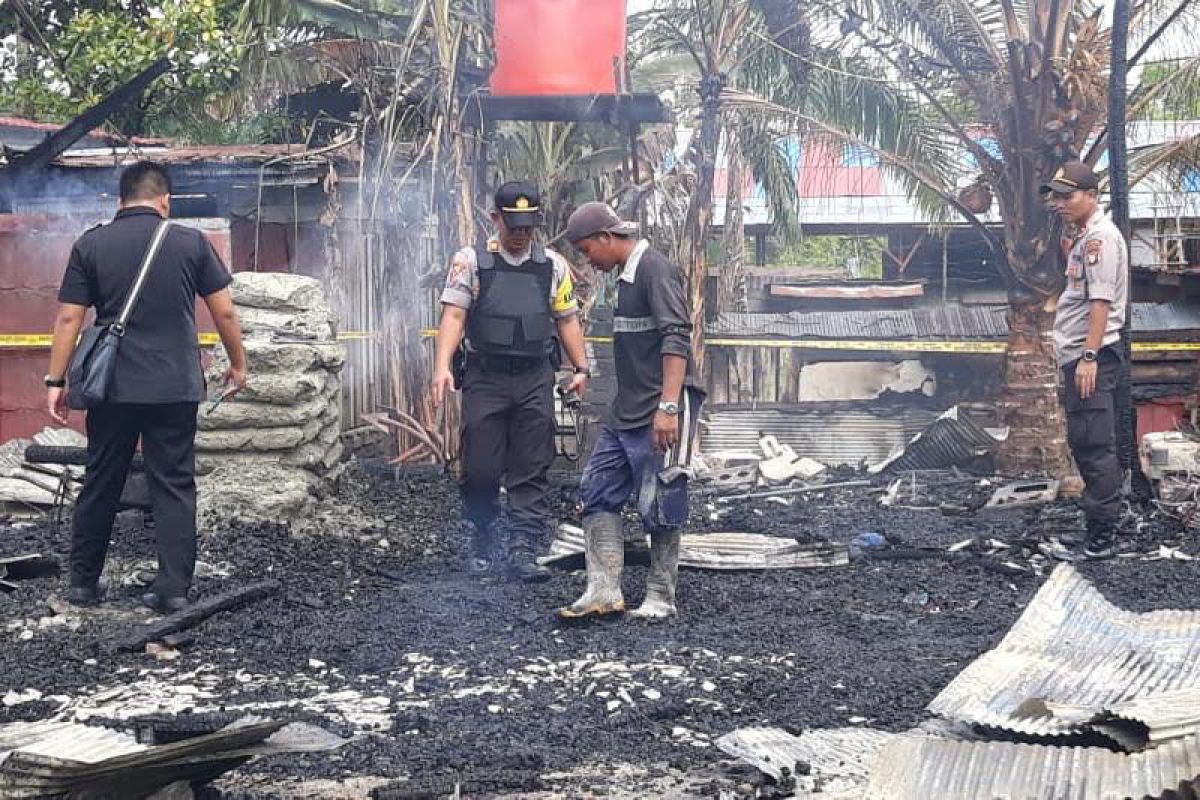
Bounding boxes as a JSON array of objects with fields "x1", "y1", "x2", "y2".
[
  {"x1": 23, "y1": 444, "x2": 89, "y2": 465},
  {"x1": 23, "y1": 444, "x2": 144, "y2": 471}
]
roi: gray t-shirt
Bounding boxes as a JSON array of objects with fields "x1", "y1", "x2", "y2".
[{"x1": 1052, "y1": 208, "x2": 1128, "y2": 367}]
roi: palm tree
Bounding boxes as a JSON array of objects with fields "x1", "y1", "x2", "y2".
[
  {"x1": 631, "y1": 0, "x2": 809, "y2": 369},
  {"x1": 741, "y1": 0, "x2": 1200, "y2": 475}
]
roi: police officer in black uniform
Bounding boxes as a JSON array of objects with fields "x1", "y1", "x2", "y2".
[
  {"x1": 431, "y1": 181, "x2": 590, "y2": 582},
  {"x1": 46, "y1": 161, "x2": 247, "y2": 612}
]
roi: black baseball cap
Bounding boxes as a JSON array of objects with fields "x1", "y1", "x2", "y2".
[
  {"x1": 1040, "y1": 161, "x2": 1099, "y2": 195},
  {"x1": 564, "y1": 201, "x2": 639, "y2": 243},
  {"x1": 494, "y1": 181, "x2": 543, "y2": 228}
]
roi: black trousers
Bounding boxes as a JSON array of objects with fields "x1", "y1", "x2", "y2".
[
  {"x1": 71, "y1": 402, "x2": 199, "y2": 597},
  {"x1": 1059, "y1": 348, "x2": 1122, "y2": 529},
  {"x1": 459, "y1": 360, "x2": 555, "y2": 555}
]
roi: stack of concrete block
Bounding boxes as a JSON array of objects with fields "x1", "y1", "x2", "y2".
[{"x1": 195, "y1": 273, "x2": 344, "y2": 522}]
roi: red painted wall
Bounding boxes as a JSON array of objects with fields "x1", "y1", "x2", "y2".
[
  {"x1": 1137, "y1": 396, "x2": 1188, "y2": 442},
  {"x1": 0, "y1": 214, "x2": 231, "y2": 442}
]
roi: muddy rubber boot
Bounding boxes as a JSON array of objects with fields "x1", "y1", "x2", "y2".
[
  {"x1": 557, "y1": 512, "x2": 625, "y2": 619},
  {"x1": 628, "y1": 528, "x2": 681, "y2": 620}
]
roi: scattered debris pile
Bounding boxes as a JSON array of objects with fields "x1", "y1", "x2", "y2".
[
  {"x1": 0, "y1": 716, "x2": 345, "y2": 797},
  {"x1": 719, "y1": 564, "x2": 1200, "y2": 799},
  {"x1": 1143, "y1": 430, "x2": 1200, "y2": 531},
  {"x1": 869, "y1": 405, "x2": 1008, "y2": 474},
  {"x1": 542, "y1": 524, "x2": 849, "y2": 570},
  {"x1": 195, "y1": 273, "x2": 346, "y2": 522},
  {"x1": 0, "y1": 428, "x2": 86, "y2": 508},
  {"x1": 699, "y1": 405, "x2": 1006, "y2": 498}
]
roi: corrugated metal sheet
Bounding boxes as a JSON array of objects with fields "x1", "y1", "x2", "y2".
[
  {"x1": 541, "y1": 526, "x2": 849, "y2": 570},
  {"x1": 710, "y1": 307, "x2": 1009, "y2": 340},
  {"x1": 711, "y1": 303, "x2": 1200, "y2": 341},
  {"x1": 928, "y1": 563, "x2": 1200, "y2": 747},
  {"x1": 715, "y1": 726, "x2": 897, "y2": 782},
  {"x1": 1131, "y1": 302, "x2": 1200, "y2": 334},
  {"x1": 0, "y1": 719, "x2": 343, "y2": 800},
  {"x1": 0, "y1": 721, "x2": 145, "y2": 764},
  {"x1": 702, "y1": 407, "x2": 936, "y2": 467},
  {"x1": 869, "y1": 406, "x2": 1008, "y2": 474},
  {"x1": 864, "y1": 733, "x2": 1200, "y2": 800}
]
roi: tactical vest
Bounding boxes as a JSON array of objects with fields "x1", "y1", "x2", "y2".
[{"x1": 466, "y1": 244, "x2": 555, "y2": 359}]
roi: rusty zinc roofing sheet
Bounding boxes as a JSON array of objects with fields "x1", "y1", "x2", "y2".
[
  {"x1": 927, "y1": 563, "x2": 1200, "y2": 747},
  {"x1": 864, "y1": 732, "x2": 1200, "y2": 800}
]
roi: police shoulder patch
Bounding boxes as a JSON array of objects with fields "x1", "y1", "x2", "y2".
[
  {"x1": 486, "y1": 239, "x2": 501, "y2": 253},
  {"x1": 1084, "y1": 237, "x2": 1102, "y2": 265}
]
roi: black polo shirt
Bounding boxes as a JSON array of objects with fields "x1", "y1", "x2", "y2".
[
  {"x1": 57, "y1": 206, "x2": 232, "y2": 404},
  {"x1": 610, "y1": 241, "x2": 702, "y2": 428}
]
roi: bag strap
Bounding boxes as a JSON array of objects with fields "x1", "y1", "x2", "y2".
[{"x1": 113, "y1": 220, "x2": 170, "y2": 334}]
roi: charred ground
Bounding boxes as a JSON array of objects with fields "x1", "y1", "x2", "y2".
[{"x1": 1, "y1": 463, "x2": 1197, "y2": 798}]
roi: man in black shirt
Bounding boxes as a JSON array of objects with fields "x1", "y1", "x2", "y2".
[
  {"x1": 46, "y1": 161, "x2": 247, "y2": 612},
  {"x1": 558, "y1": 202, "x2": 704, "y2": 620}
]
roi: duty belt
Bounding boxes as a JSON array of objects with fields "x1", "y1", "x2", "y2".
[{"x1": 468, "y1": 354, "x2": 546, "y2": 374}]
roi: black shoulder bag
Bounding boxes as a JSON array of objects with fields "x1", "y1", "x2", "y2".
[{"x1": 67, "y1": 220, "x2": 171, "y2": 410}]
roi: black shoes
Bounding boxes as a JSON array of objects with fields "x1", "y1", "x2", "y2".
[
  {"x1": 66, "y1": 580, "x2": 106, "y2": 607},
  {"x1": 467, "y1": 556, "x2": 494, "y2": 577},
  {"x1": 141, "y1": 592, "x2": 189, "y2": 614},
  {"x1": 1058, "y1": 529, "x2": 1087, "y2": 547},
  {"x1": 1080, "y1": 520, "x2": 1118, "y2": 560},
  {"x1": 506, "y1": 552, "x2": 551, "y2": 584}
]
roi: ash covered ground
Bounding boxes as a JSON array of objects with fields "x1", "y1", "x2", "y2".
[{"x1": 2, "y1": 462, "x2": 1199, "y2": 799}]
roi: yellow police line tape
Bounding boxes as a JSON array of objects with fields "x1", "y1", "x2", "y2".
[
  {"x1": 0, "y1": 331, "x2": 389, "y2": 348},
  {"x1": 4, "y1": 331, "x2": 1200, "y2": 354}
]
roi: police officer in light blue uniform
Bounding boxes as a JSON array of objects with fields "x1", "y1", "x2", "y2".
[{"x1": 1045, "y1": 161, "x2": 1129, "y2": 560}]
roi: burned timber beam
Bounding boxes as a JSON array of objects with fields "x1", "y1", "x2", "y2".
[
  {"x1": 115, "y1": 579, "x2": 281, "y2": 653},
  {"x1": 1, "y1": 57, "x2": 171, "y2": 209}
]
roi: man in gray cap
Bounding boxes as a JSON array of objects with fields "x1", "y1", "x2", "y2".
[
  {"x1": 1044, "y1": 160, "x2": 1129, "y2": 559},
  {"x1": 557, "y1": 201, "x2": 704, "y2": 620},
  {"x1": 431, "y1": 181, "x2": 591, "y2": 582}
]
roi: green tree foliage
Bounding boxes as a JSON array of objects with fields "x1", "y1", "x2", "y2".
[
  {"x1": 1139, "y1": 63, "x2": 1200, "y2": 120},
  {"x1": 0, "y1": 0, "x2": 244, "y2": 138},
  {"x1": 771, "y1": 234, "x2": 885, "y2": 276}
]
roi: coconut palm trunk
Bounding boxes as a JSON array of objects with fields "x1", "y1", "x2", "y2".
[
  {"x1": 996, "y1": 300, "x2": 1075, "y2": 477},
  {"x1": 683, "y1": 73, "x2": 725, "y2": 374},
  {"x1": 719, "y1": 123, "x2": 747, "y2": 312}
]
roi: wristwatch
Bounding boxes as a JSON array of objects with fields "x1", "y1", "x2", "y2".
[
  {"x1": 1082, "y1": 349, "x2": 1098, "y2": 363},
  {"x1": 573, "y1": 366, "x2": 592, "y2": 377},
  {"x1": 43, "y1": 374, "x2": 66, "y2": 388},
  {"x1": 657, "y1": 400, "x2": 680, "y2": 416}
]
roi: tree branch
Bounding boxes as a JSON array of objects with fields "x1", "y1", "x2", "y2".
[{"x1": 720, "y1": 89, "x2": 1002, "y2": 252}]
